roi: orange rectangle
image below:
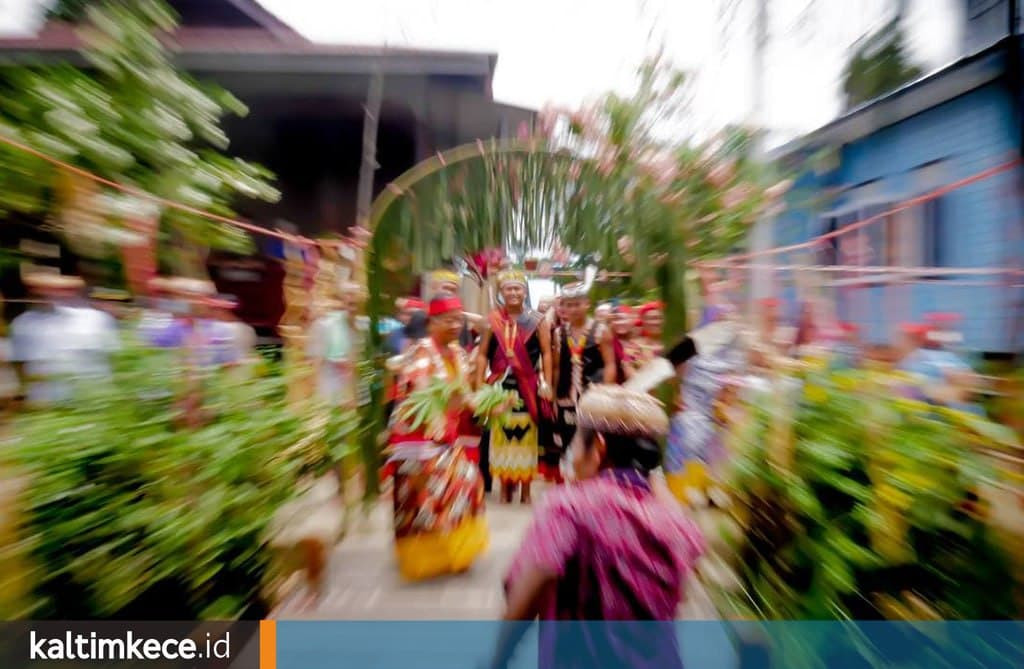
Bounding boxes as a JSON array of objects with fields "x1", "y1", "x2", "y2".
[{"x1": 259, "y1": 620, "x2": 276, "y2": 669}]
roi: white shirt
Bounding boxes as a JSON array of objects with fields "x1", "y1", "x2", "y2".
[
  {"x1": 307, "y1": 311, "x2": 356, "y2": 404},
  {"x1": 10, "y1": 305, "x2": 120, "y2": 404}
]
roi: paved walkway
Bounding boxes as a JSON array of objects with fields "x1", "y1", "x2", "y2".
[{"x1": 277, "y1": 484, "x2": 718, "y2": 620}]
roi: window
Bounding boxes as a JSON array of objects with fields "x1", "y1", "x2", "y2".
[
  {"x1": 819, "y1": 165, "x2": 946, "y2": 272},
  {"x1": 920, "y1": 198, "x2": 944, "y2": 267},
  {"x1": 909, "y1": 161, "x2": 948, "y2": 270}
]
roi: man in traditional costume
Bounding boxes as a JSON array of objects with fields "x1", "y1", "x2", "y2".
[
  {"x1": 387, "y1": 291, "x2": 489, "y2": 581},
  {"x1": 547, "y1": 282, "x2": 617, "y2": 481},
  {"x1": 476, "y1": 269, "x2": 550, "y2": 504},
  {"x1": 137, "y1": 277, "x2": 235, "y2": 366},
  {"x1": 619, "y1": 310, "x2": 754, "y2": 508},
  {"x1": 426, "y1": 269, "x2": 478, "y2": 349}
]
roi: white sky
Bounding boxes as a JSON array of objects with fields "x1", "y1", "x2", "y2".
[
  {"x1": 1, "y1": 0, "x2": 963, "y2": 146},
  {"x1": 256, "y1": 0, "x2": 963, "y2": 146}
]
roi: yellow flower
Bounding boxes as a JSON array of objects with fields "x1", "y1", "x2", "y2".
[
  {"x1": 834, "y1": 375, "x2": 856, "y2": 391},
  {"x1": 877, "y1": 484, "x2": 913, "y2": 510},
  {"x1": 804, "y1": 384, "x2": 827, "y2": 404},
  {"x1": 1004, "y1": 470, "x2": 1024, "y2": 485},
  {"x1": 893, "y1": 398, "x2": 929, "y2": 414},
  {"x1": 894, "y1": 471, "x2": 936, "y2": 492}
]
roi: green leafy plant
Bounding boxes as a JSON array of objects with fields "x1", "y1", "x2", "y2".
[
  {"x1": 0, "y1": 0, "x2": 279, "y2": 277},
  {"x1": 393, "y1": 376, "x2": 468, "y2": 442},
  {"x1": 710, "y1": 369, "x2": 1023, "y2": 625},
  {"x1": 2, "y1": 344, "x2": 360, "y2": 619},
  {"x1": 469, "y1": 384, "x2": 523, "y2": 431}
]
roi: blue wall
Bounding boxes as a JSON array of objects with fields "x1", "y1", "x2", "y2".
[{"x1": 774, "y1": 82, "x2": 1023, "y2": 354}]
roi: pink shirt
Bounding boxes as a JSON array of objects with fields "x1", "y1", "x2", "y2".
[{"x1": 505, "y1": 469, "x2": 705, "y2": 620}]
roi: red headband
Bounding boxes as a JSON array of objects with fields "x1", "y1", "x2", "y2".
[
  {"x1": 902, "y1": 323, "x2": 928, "y2": 336},
  {"x1": 615, "y1": 305, "x2": 635, "y2": 316},
  {"x1": 429, "y1": 295, "x2": 463, "y2": 317},
  {"x1": 639, "y1": 301, "x2": 664, "y2": 315},
  {"x1": 925, "y1": 312, "x2": 960, "y2": 324}
]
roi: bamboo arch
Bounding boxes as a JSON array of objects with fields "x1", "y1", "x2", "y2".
[{"x1": 362, "y1": 137, "x2": 575, "y2": 337}]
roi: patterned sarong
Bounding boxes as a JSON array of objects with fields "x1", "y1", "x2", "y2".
[
  {"x1": 391, "y1": 446, "x2": 488, "y2": 581},
  {"x1": 490, "y1": 411, "x2": 538, "y2": 485}
]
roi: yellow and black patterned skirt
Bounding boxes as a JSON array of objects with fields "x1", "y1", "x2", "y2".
[{"x1": 490, "y1": 411, "x2": 538, "y2": 485}]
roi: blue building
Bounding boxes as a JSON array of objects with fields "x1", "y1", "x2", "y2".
[{"x1": 768, "y1": 25, "x2": 1023, "y2": 357}]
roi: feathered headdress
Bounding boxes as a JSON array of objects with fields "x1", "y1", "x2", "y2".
[
  {"x1": 429, "y1": 269, "x2": 460, "y2": 286},
  {"x1": 560, "y1": 281, "x2": 590, "y2": 300},
  {"x1": 496, "y1": 268, "x2": 528, "y2": 288}
]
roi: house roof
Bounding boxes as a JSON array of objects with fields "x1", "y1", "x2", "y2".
[
  {"x1": 0, "y1": 3, "x2": 499, "y2": 79},
  {"x1": 215, "y1": 0, "x2": 305, "y2": 41},
  {"x1": 769, "y1": 36, "x2": 1017, "y2": 161}
]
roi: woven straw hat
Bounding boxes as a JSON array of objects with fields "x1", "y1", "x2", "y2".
[
  {"x1": 576, "y1": 384, "x2": 669, "y2": 439},
  {"x1": 23, "y1": 273, "x2": 84, "y2": 291},
  {"x1": 163, "y1": 278, "x2": 216, "y2": 298}
]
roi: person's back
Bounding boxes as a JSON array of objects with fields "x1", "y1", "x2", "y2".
[
  {"x1": 497, "y1": 385, "x2": 705, "y2": 669},
  {"x1": 508, "y1": 474, "x2": 701, "y2": 621},
  {"x1": 504, "y1": 473, "x2": 702, "y2": 669}
]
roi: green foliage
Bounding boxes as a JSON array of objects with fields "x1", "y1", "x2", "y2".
[
  {"x1": 370, "y1": 54, "x2": 789, "y2": 338},
  {"x1": 469, "y1": 384, "x2": 523, "y2": 431},
  {"x1": 3, "y1": 343, "x2": 360, "y2": 619},
  {"x1": 841, "y1": 18, "x2": 924, "y2": 110},
  {"x1": 0, "y1": 0, "x2": 279, "y2": 273},
  {"x1": 713, "y1": 369, "x2": 1022, "y2": 623},
  {"x1": 393, "y1": 376, "x2": 468, "y2": 441}
]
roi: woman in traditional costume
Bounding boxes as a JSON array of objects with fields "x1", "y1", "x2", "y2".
[
  {"x1": 490, "y1": 384, "x2": 704, "y2": 669},
  {"x1": 476, "y1": 269, "x2": 549, "y2": 504},
  {"x1": 660, "y1": 308, "x2": 751, "y2": 506},
  {"x1": 548, "y1": 283, "x2": 616, "y2": 482},
  {"x1": 610, "y1": 304, "x2": 642, "y2": 383},
  {"x1": 386, "y1": 292, "x2": 489, "y2": 581},
  {"x1": 636, "y1": 301, "x2": 666, "y2": 363}
]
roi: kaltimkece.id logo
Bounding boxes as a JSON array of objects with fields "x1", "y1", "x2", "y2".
[{"x1": 28, "y1": 630, "x2": 231, "y2": 662}]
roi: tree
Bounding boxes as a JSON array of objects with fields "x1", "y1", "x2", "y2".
[
  {"x1": 368, "y1": 53, "x2": 790, "y2": 339},
  {"x1": 840, "y1": 8, "x2": 923, "y2": 110},
  {"x1": 0, "y1": 0, "x2": 279, "y2": 279}
]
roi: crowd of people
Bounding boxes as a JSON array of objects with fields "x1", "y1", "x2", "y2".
[
  {"x1": 373, "y1": 265, "x2": 986, "y2": 666},
  {"x1": 1, "y1": 263, "x2": 988, "y2": 666},
  {"x1": 0, "y1": 273, "x2": 262, "y2": 409}
]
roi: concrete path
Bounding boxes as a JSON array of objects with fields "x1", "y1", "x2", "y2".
[{"x1": 276, "y1": 483, "x2": 718, "y2": 620}]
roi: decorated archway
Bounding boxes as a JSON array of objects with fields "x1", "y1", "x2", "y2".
[
  {"x1": 350, "y1": 116, "x2": 786, "y2": 490},
  {"x1": 362, "y1": 134, "x2": 782, "y2": 344}
]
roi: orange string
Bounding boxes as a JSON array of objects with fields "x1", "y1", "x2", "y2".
[
  {"x1": 696, "y1": 156, "x2": 1023, "y2": 267},
  {"x1": 0, "y1": 132, "x2": 359, "y2": 251}
]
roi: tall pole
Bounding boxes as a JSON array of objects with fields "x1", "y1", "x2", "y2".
[
  {"x1": 749, "y1": 0, "x2": 774, "y2": 307},
  {"x1": 750, "y1": 0, "x2": 769, "y2": 149},
  {"x1": 355, "y1": 63, "x2": 384, "y2": 500},
  {"x1": 356, "y1": 69, "x2": 384, "y2": 234}
]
